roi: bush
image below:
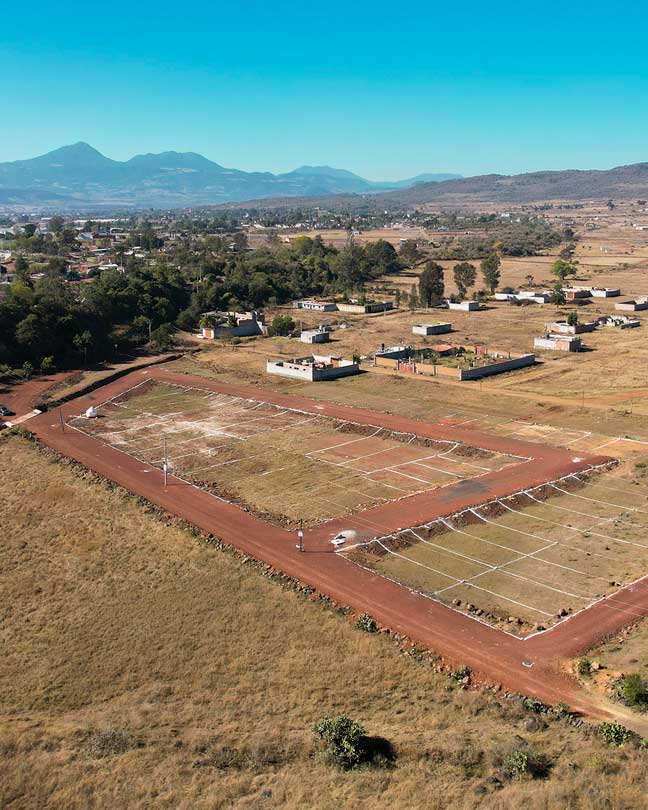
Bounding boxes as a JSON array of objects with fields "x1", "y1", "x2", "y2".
[
  {"x1": 616, "y1": 673, "x2": 648, "y2": 710},
  {"x1": 355, "y1": 613, "x2": 377, "y2": 633},
  {"x1": 314, "y1": 716, "x2": 366, "y2": 769},
  {"x1": 450, "y1": 664, "x2": 471, "y2": 683},
  {"x1": 85, "y1": 728, "x2": 135, "y2": 758},
  {"x1": 598, "y1": 721, "x2": 635, "y2": 746},
  {"x1": 502, "y1": 749, "x2": 529, "y2": 779},
  {"x1": 577, "y1": 657, "x2": 592, "y2": 677},
  {"x1": 493, "y1": 738, "x2": 551, "y2": 781}
]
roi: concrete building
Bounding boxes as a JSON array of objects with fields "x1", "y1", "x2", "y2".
[
  {"x1": 534, "y1": 334, "x2": 582, "y2": 352},
  {"x1": 374, "y1": 345, "x2": 411, "y2": 361},
  {"x1": 266, "y1": 355, "x2": 360, "y2": 381},
  {"x1": 495, "y1": 290, "x2": 551, "y2": 304},
  {"x1": 447, "y1": 300, "x2": 481, "y2": 311},
  {"x1": 412, "y1": 322, "x2": 452, "y2": 336},
  {"x1": 616, "y1": 297, "x2": 648, "y2": 312},
  {"x1": 293, "y1": 299, "x2": 337, "y2": 312},
  {"x1": 201, "y1": 310, "x2": 266, "y2": 339},
  {"x1": 336, "y1": 300, "x2": 393, "y2": 314},
  {"x1": 598, "y1": 315, "x2": 640, "y2": 329},
  {"x1": 591, "y1": 287, "x2": 621, "y2": 298},
  {"x1": 564, "y1": 287, "x2": 592, "y2": 301},
  {"x1": 545, "y1": 320, "x2": 596, "y2": 335},
  {"x1": 300, "y1": 328, "x2": 331, "y2": 344}
]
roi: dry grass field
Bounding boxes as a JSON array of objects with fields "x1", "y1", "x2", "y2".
[
  {"x1": 342, "y1": 471, "x2": 648, "y2": 633},
  {"x1": 2, "y1": 433, "x2": 647, "y2": 810}
]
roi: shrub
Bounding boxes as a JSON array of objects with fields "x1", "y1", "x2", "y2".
[
  {"x1": 598, "y1": 721, "x2": 635, "y2": 746},
  {"x1": 502, "y1": 750, "x2": 529, "y2": 779},
  {"x1": 450, "y1": 664, "x2": 471, "y2": 683},
  {"x1": 85, "y1": 728, "x2": 135, "y2": 758},
  {"x1": 355, "y1": 613, "x2": 377, "y2": 632},
  {"x1": 523, "y1": 697, "x2": 548, "y2": 714},
  {"x1": 616, "y1": 673, "x2": 648, "y2": 710},
  {"x1": 314, "y1": 715, "x2": 366, "y2": 769},
  {"x1": 493, "y1": 738, "x2": 551, "y2": 781},
  {"x1": 577, "y1": 657, "x2": 592, "y2": 678}
]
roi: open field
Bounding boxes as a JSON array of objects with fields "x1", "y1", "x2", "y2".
[
  {"x1": 343, "y1": 471, "x2": 648, "y2": 633},
  {"x1": 68, "y1": 379, "x2": 522, "y2": 527},
  {"x1": 27, "y1": 366, "x2": 648, "y2": 720},
  {"x1": 3, "y1": 434, "x2": 648, "y2": 810}
]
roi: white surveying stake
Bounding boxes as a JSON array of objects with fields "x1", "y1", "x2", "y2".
[
  {"x1": 163, "y1": 437, "x2": 168, "y2": 486},
  {"x1": 296, "y1": 519, "x2": 304, "y2": 552}
]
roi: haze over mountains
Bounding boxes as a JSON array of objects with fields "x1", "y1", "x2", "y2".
[
  {"x1": 2, "y1": 142, "x2": 648, "y2": 211},
  {"x1": 0, "y1": 142, "x2": 460, "y2": 208}
]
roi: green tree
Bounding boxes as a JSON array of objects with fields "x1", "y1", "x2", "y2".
[
  {"x1": 551, "y1": 258, "x2": 577, "y2": 281},
  {"x1": 14, "y1": 253, "x2": 29, "y2": 281},
  {"x1": 21, "y1": 361, "x2": 34, "y2": 380},
  {"x1": 271, "y1": 314, "x2": 295, "y2": 336},
  {"x1": 407, "y1": 285, "x2": 419, "y2": 310},
  {"x1": 48, "y1": 215, "x2": 65, "y2": 234},
  {"x1": 73, "y1": 330, "x2": 93, "y2": 365},
  {"x1": 566, "y1": 310, "x2": 579, "y2": 327},
  {"x1": 150, "y1": 323, "x2": 177, "y2": 351},
  {"x1": 418, "y1": 261, "x2": 445, "y2": 307},
  {"x1": 549, "y1": 281, "x2": 566, "y2": 305},
  {"x1": 399, "y1": 240, "x2": 423, "y2": 268},
  {"x1": 480, "y1": 253, "x2": 501, "y2": 294},
  {"x1": 40, "y1": 356, "x2": 55, "y2": 375},
  {"x1": 453, "y1": 262, "x2": 477, "y2": 299}
]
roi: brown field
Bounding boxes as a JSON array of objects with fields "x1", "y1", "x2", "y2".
[
  {"x1": 2, "y1": 433, "x2": 648, "y2": 810},
  {"x1": 68, "y1": 379, "x2": 519, "y2": 527}
]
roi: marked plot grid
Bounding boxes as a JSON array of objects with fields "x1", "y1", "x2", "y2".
[
  {"x1": 69, "y1": 380, "x2": 521, "y2": 527},
  {"x1": 341, "y1": 471, "x2": 648, "y2": 635}
]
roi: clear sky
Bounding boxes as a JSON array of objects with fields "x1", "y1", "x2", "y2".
[{"x1": 2, "y1": 0, "x2": 647, "y2": 180}]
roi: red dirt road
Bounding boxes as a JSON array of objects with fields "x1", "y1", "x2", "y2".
[{"x1": 27, "y1": 367, "x2": 648, "y2": 724}]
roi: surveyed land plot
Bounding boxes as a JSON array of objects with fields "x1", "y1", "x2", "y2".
[
  {"x1": 341, "y1": 472, "x2": 648, "y2": 635},
  {"x1": 68, "y1": 380, "x2": 521, "y2": 527}
]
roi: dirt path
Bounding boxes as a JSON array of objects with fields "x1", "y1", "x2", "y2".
[{"x1": 26, "y1": 366, "x2": 648, "y2": 728}]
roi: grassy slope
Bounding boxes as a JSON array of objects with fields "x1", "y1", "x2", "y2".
[{"x1": 1, "y1": 435, "x2": 646, "y2": 810}]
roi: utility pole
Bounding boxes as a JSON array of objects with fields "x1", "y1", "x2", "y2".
[
  {"x1": 296, "y1": 519, "x2": 304, "y2": 552},
  {"x1": 59, "y1": 408, "x2": 65, "y2": 433},
  {"x1": 163, "y1": 437, "x2": 168, "y2": 486}
]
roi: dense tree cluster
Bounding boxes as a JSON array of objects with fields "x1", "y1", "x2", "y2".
[
  {"x1": 0, "y1": 263, "x2": 189, "y2": 371},
  {"x1": 0, "y1": 235, "x2": 406, "y2": 372}
]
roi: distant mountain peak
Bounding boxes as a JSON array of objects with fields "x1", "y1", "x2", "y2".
[{"x1": 0, "y1": 142, "x2": 463, "y2": 208}]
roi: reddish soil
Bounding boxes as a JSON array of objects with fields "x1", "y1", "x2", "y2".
[
  {"x1": 27, "y1": 366, "x2": 648, "y2": 724},
  {"x1": 0, "y1": 371, "x2": 71, "y2": 422}
]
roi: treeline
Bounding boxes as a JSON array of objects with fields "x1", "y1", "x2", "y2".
[
  {"x1": 176, "y1": 235, "x2": 404, "y2": 328},
  {"x1": 0, "y1": 262, "x2": 189, "y2": 373},
  {"x1": 0, "y1": 236, "x2": 407, "y2": 373},
  {"x1": 430, "y1": 220, "x2": 567, "y2": 260}
]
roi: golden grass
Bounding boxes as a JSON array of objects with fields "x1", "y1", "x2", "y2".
[{"x1": 1, "y1": 434, "x2": 647, "y2": 809}]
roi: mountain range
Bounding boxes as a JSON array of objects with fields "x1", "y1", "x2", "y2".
[{"x1": 0, "y1": 142, "x2": 461, "y2": 209}]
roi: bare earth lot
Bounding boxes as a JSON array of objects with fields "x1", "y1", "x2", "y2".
[
  {"x1": 343, "y1": 471, "x2": 648, "y2": 633},
  {"x1": 69, "y1": 379, "x2": 520, "y2": 527}
]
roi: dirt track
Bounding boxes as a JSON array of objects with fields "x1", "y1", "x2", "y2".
[{"x1": 26, "y1": 366, "x2": 648, "y2": 724}]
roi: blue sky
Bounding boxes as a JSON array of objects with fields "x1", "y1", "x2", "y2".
[{"x1": 2, "y1": 1, "x2": 647, "y2": 179}]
